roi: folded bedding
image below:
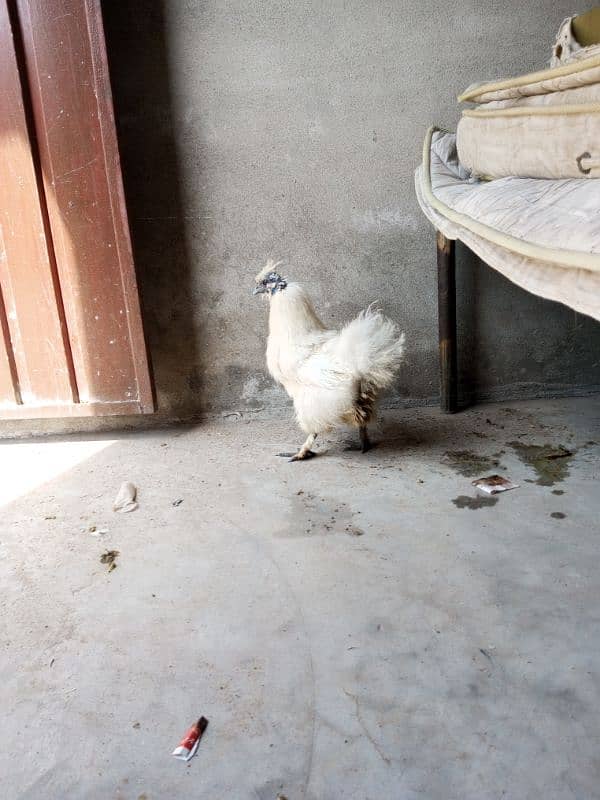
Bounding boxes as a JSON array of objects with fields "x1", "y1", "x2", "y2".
[{"x1": 457, "y1": 55, "x2": 600, "y2": 179}]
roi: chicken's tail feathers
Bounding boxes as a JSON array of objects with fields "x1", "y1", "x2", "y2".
[{"x1": 335, "y1": 306, "x2": 405, "y2": 389}]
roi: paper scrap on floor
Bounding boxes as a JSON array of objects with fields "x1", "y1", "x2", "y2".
[{"x1": 472, "y1": 475, "x2": 519, "y2": 494}]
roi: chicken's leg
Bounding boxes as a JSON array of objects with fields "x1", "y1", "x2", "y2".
[
  {"x1": 278, "y1": 433, "x2": 318, "y2": 462},
  {"x1": 359, "y1": 426, "x2": 372, "y2": 453}
]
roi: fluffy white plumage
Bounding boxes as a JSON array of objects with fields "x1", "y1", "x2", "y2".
[{"x1": 255, "y1": 260, "x2": 405, "y2": 459}]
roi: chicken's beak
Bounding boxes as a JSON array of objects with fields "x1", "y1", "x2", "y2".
[{"x1": 252, "y1": 285, "x2": 266, "y2": 295}]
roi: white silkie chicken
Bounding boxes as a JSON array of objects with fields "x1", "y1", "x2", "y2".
[{"x1": 253, "y1": 260, "x2": 405, "y2": 461}]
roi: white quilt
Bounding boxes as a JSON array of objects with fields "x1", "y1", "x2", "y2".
[
  {"x1": 415, "y1": 128, "x2": 600, "y2": 322},
  {"x1": 457, "y1": 55, "x2": 600, "y2": 179}
]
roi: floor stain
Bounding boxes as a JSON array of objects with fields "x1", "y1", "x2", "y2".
[
  {"x1": 442, "y1": 450, "x2": 501, "y2": 477},
  {"x1": 509, "y1": 442, "x2": 575, "y2": 486},
  {"x1": 281, "y1": 494, "x2": 363, "y2": 538},
  {"x1": 499, "y1": 407, "x2": 551, "y2": 431},
  {"x1": 452, "y1": 495, "x2": 499, "y2": 510}
]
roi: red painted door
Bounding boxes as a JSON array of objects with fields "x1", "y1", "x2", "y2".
[{"x1": 0, "y1": 0, "x2": 153, "y2": 419}]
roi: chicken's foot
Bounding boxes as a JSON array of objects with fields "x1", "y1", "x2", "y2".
[{"x1": 277, "y1": 433, "x2": 318, "y2": 462}]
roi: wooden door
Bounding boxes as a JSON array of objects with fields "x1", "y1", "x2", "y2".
[{"x1": 0, "y1": 0, "x2": 153, "y2": 419}]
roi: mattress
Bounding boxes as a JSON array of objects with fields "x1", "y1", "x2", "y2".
[
  {"x1": 414, "y1": 128, "x2": 600, "y2": 322},
  {"x1": 457, "y1": 55, "x2": 600, "y2": 179}
]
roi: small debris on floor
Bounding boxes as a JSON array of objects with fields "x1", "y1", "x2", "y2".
[
  {"x1": 113, "y1": 482, "x2": 138, "y2": 513},
  {"x1": 172, "y1": 716, "x2": 209, "y2": 762},
  {"x1": 551, "y1": 512, "x2": 567, "y2": 519},
  {"x1": 172, "y1": 499, "x2": 183, "y2": 507},
  {"x1": 44, "y1": 515, "x2": 56, "y2": 520},
  {"x1": 472, "y1": 475, "x2": 519, "y2": 494},
  {"x1": 546, "y1": 446, "x2": 573, "y2": 460},
  {"x1": 222, "y1": 411, "x2": 242, "y2": 420},
  {"x1": 345, "y1": 525, "x2": 364, "y2": 536},
  {"x1": 132, "y1": 721, "x2": 141, "y2": 729},
  {"x1": 84, "y1": 525, "x2": 108, "y2": 536},
  {"x1": 100, "y1": 550, "x2": 120, "y2": 571},
  {"x1": 486, "y1": 417, "x2": 505, "y2": 429}
]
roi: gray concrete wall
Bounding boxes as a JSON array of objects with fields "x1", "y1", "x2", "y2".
[{"x1": 101, "y1": 0, "x2": 600, "y2": 419}]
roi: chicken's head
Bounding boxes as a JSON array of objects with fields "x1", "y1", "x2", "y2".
[{"x1": 253, "y1": 260, "x2": 287, "y2": 297}]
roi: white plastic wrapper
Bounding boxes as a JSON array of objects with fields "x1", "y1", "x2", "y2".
[{"x1": 113, "y1": 481, "x2": 138, "y2": 513}]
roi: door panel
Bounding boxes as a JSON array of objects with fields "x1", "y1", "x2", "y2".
[
  {"x1": 0, "y1": 0, "x2": 77, "y2": 410},
  {"x1": 0, "y1": 0, "x2": 153, "y2": 419}
]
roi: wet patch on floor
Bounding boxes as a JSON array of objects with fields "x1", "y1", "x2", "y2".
[
  {"x1": 452, "y1": 495, "x2": 499, "y2": 510},
  {"x1": 442, "y1": 450, "x2": 502, "y2": 478},
  {"x1": 509, "y1": 442, "x2": 575, "y2": 486}
]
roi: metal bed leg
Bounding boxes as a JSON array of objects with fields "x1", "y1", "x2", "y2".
[{"x1": 437, "y1": 230, "x2": 458, "y2": 413}]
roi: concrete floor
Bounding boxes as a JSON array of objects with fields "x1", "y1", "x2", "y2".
[{"x1": 1, "y1": 397, "x2": 599, "y2": 800}]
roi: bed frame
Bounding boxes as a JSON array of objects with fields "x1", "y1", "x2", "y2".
[{"x1": 437, "y1": 231, "x2": 458, "y2": 413}]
